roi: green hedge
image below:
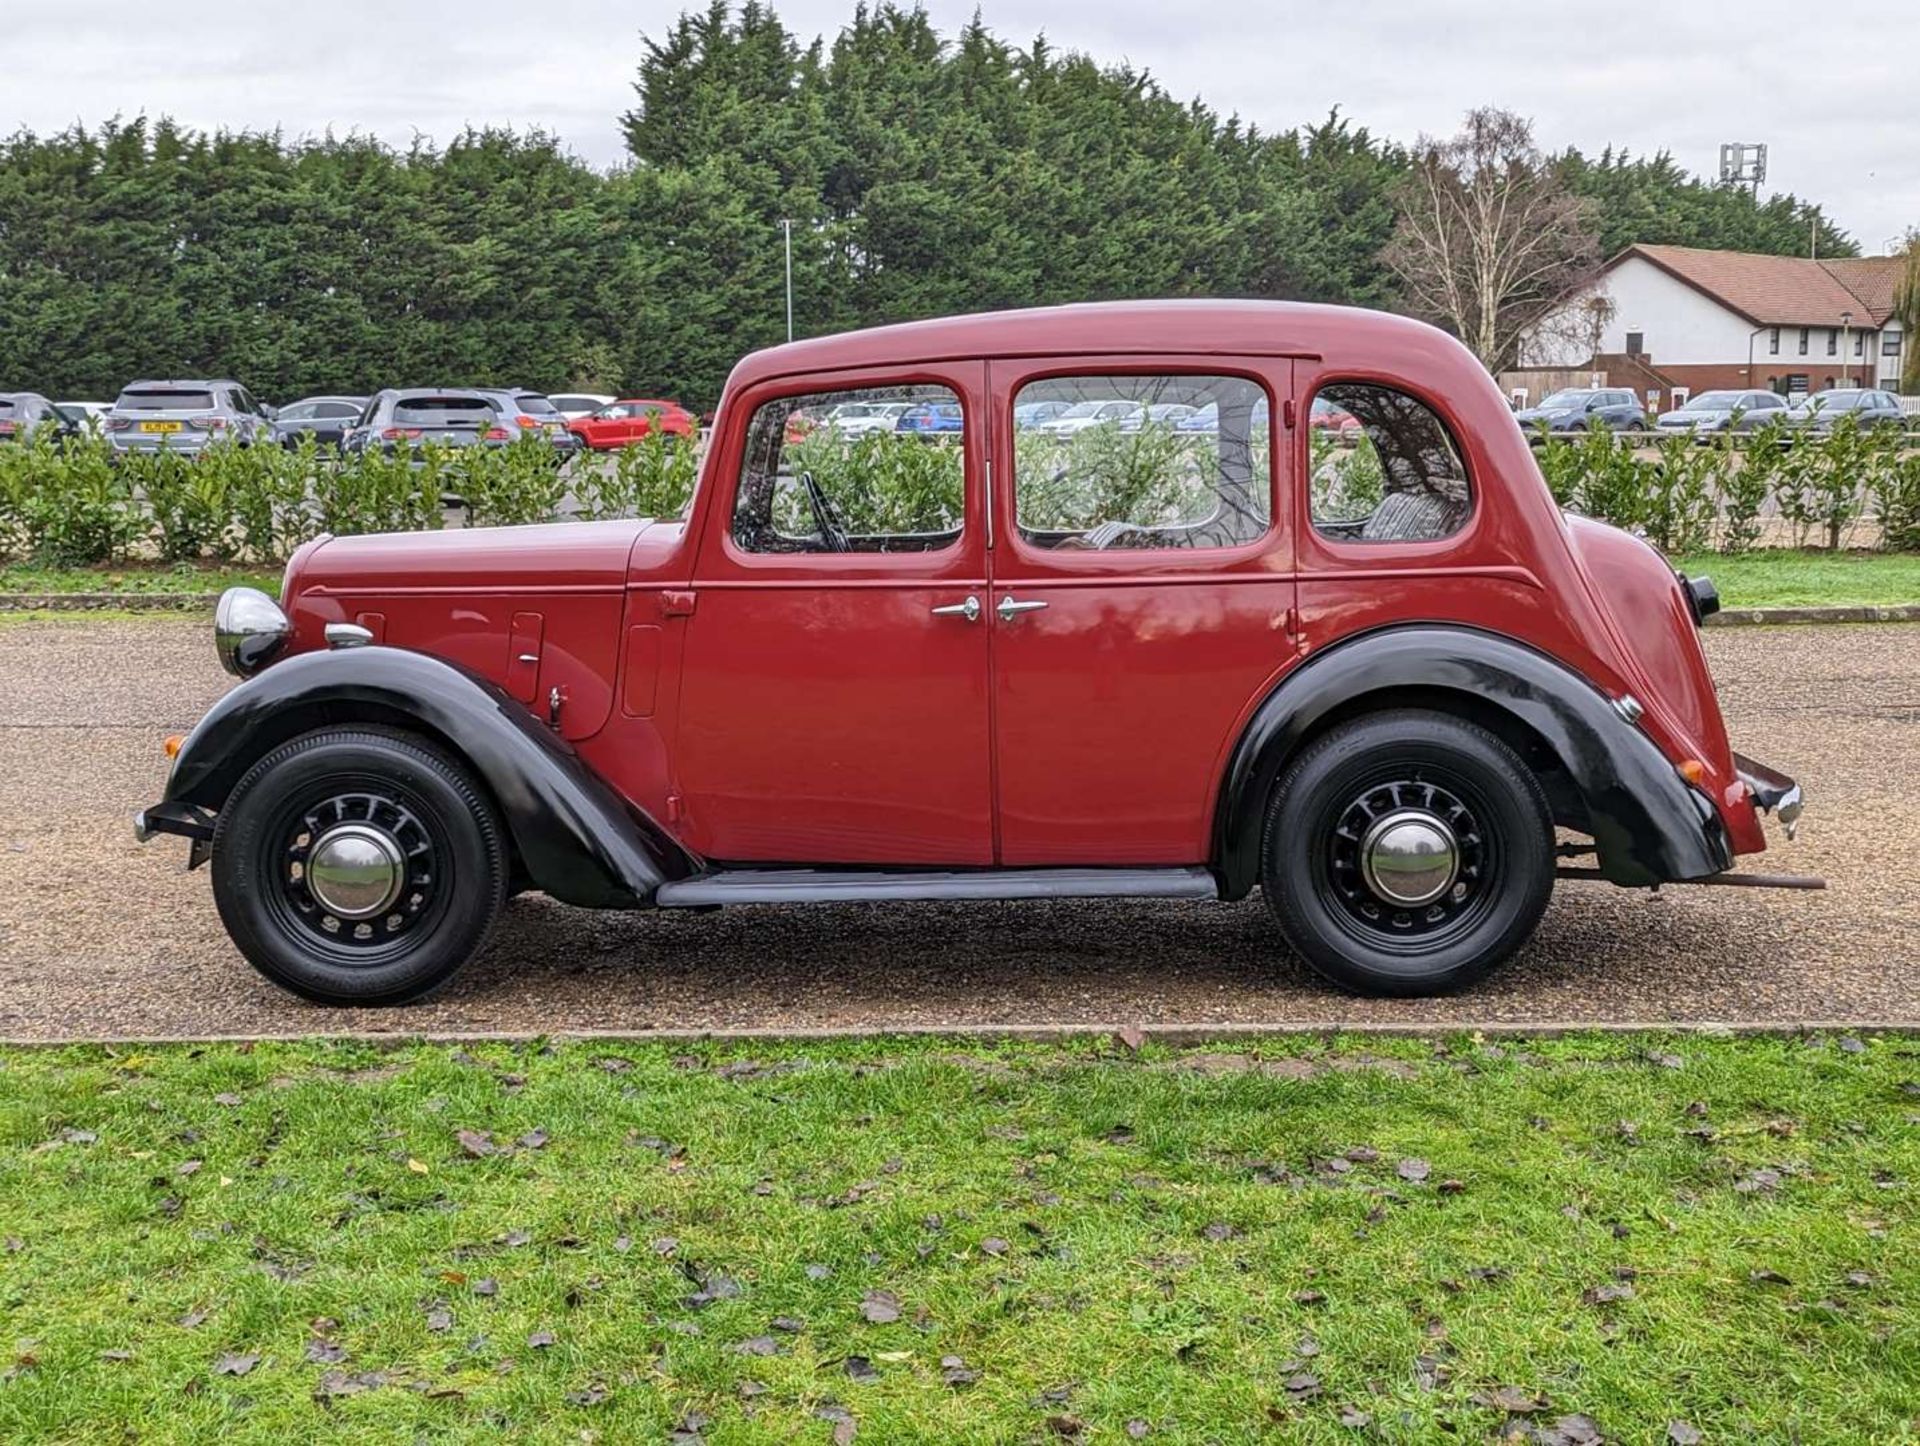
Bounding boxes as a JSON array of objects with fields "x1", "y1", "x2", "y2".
[
  {"x1": 3, "y1": 419, "x2": 1917, "y2": 568},
  {"x1": 0, "y1": 430, "x2": 701, "y2": 567},
  {"x1": 1533, "y1": 418, "x2": 1920, "y2": 554}
]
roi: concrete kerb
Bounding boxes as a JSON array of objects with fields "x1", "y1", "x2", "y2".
[{"x1": 0, "y1": 1019, "x2": 1913, "y2": 1049}]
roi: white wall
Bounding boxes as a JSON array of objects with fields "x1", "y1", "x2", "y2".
[{"x1": 1522, "y1": 255, "x2": 1758, "y2": 367}]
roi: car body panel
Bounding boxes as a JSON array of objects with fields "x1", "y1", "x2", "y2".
[{"x1": 157, "y1": 646, "x2": 699, "y2": 907}]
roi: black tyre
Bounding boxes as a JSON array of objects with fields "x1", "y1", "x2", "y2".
[
  {"x1": 1261, "y1": 709, "x2": 1553, "y2": 996},
  {"x1": 211, "y1": 729, "x2": 509, "y2": 1006}
]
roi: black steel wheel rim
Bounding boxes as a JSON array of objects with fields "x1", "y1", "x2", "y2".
[
  {"x1": 262, "y1": 778, "x2": 449, "y2": 965},
  {"x1": 1314, "y1": 767, "x2": 1500, "y2": 956}
]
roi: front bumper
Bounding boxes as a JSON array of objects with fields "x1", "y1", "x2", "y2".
[{"x1": 1733, "y1": 752, "x2": 1804, "y2": 840}]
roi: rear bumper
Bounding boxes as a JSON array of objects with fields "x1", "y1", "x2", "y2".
[{"x1": 1733, "y1": 752, "x2": 1804, "y2": 840}]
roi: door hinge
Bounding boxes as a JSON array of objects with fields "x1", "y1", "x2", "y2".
[
  {"x1": 1282, "y1": 398, "x2": 1298, "y2": 430},
  {"x1": 665, "y1": 792, "x2": 684, "y2": 824},
  {"x1": 1284, "y1": 607, "x2": 1306, "y2": 652},
  {"x1": 660, "y1": 590, "x2": 697, "y2": 618}
]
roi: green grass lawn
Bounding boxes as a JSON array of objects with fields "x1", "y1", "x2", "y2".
[
  {"x1": 0, "y1": 1034, "x2": 1913, "y2": 1442},
  {"x1": 1668, "y1": 550, "x2": 1920, "y2": 608}
]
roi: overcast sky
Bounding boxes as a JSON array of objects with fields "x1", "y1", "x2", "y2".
[{"x1": 7, "y1": 0, "x2": 1916, "y2": 253}]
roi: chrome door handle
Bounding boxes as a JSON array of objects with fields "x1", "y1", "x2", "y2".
[
  {"x1": 997, "y1": 596, "x2": 1048, "y2": 622},
  {"x1": 931, "y1": 595, "x2": 981, "y2": 622}
]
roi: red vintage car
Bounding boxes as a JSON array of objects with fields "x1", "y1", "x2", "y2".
[
  {"x1": 567, "y1": 398, "x2": 696, "y2": 450},
  {"x1": 139, "y1": 301, "x2": 1809, "y2": 1006}
]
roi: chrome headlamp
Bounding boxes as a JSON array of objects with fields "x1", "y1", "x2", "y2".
[{"x1": 214, "y1": 586, "x2": 290, "y2": 677}]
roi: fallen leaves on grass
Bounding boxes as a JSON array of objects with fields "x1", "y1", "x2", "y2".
[{"x1": 859, "y1": 1289, "x2": 901, "y2": 1324}]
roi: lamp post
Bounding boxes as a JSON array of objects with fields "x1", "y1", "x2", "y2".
[
  {"x1": 1840, "y1": 310, "x2": 1853, "y2": 387},
  {"x1": 780, "y1": 218, "x2": 794, "y2": 344}
]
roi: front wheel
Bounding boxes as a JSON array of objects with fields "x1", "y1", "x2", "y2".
[
  {"x1": 1262, "y1": 710, "x2": 1554, "y2": 996},
  {"x1": 211, "y1": 729, "x2": 509, "y2": 1005}
]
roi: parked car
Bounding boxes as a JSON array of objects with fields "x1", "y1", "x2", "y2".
[
  {"x1": 569, "y1": 399, "x2": 698, "y2": 451},
  {"x1": 0, "y1": 392, "x2": 78, "y2": 441},
  {"x1": 1117, "y1": 402, "x2": 1197, "y2": 432},
  {"x1": 1783, "y1": 388, "x2": 1905, "y2": 433},
  {"x1": 548, "y1": 392, "x2": 616, "y2": 421},
  {"x1": 1652, "y1": 389, "x2": 1788, "y2": 437},
  {"x1": 342, "y1": 389, "x2": 518, "y2": 457},
  {"x1": 104, "y1": 379, "x2": 273, "y2": 454},
  {"x1": 1037, "y1": 399, "x2": 1141, "y2": 437},
  {"x1": 140, "y1": 300, "x2": 1807, "y2": 1007},
  {"x1": 55, "y1": 400, "x2": 111, "y2": 431},
  {"x1": 473, "y1": 389, "x2": 581, "y2": 453},
  {"x1": 1173, "y1": 398, "x2": 1275, "y2": 433},
  {"x1": 825, "y1": 401, "x2": 909, "y2": 437},
  {"x1": 272, "y1": 396, "x2": 368, "y2": 450},
  {"x1": 1012, "y1": 399, "x2": 1072, "y2": 429},
  {"x1": 1305, "y1": 397, "x2": 1356, "y2": 434},
  {"x1": 894, "y1": 401, "x2": 965, "y2": 435},
  {"x1": 1513, "y1": 387, "x2": 1646, "y2": 435}
]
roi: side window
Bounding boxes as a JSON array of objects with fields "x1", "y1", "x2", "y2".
[
  {"x1": 1011, "y1": 374, "x2": 1270, "y2": 551},
  {"x1": 732, "y1": 384, "x2": 964, "y2": 555},
  {"x1": 1309, "y1": 383, "x2": 1472, "y2": 544}
]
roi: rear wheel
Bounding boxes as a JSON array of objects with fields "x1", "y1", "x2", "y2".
[
  {"x1": 211, "y1": 729, "x2": 508, "y2": 1005},
  {"x1": 1261, "y1": 710, "x2": 1554, "y2": 996}
]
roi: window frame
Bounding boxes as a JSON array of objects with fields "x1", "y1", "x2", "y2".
[
  {"x1": 1297, "y1": 375, "x2": 1479, "y2": 553},
  {"x1": 697, "y1": 362, "x2": 988, "y2": 585},
  {"x1": 998, "y1": 361, "x2": 1282, "y2": 567}
]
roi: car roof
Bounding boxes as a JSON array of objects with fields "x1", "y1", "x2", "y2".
[
  {"x1": 287, "y1": 394, "x2": 367, "y2": 405},
  {"x1": 725, "y1": 300, "x2": 1456, "y2": 391},
  {"x1": 385, "y1": 387, "x2": 494, "y2": 400},
  {"x1": 0, "y1": 391, "x2": 52, "y2": 404},
  {"x1": 118, "y1": 379, "x2": 240, "y2": 390}
]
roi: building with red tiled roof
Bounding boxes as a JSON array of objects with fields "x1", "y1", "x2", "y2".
[{"x1": 1518, "y1": 244, "x2": 1907, "y2": 406}]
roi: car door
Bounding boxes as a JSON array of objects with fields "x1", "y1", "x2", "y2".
[
  {"x1": 673, "y1": 364, "x2": 994, "y2": 865},
  {"x1": 986, "y1": 357, "x2": 1296, "y2": 865}
]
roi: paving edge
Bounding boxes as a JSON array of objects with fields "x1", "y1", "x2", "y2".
[
  {"x1": 0, "y1": 1020, "x2": 1913, "y2": 1049},
  {"x1": 3, "y1": 595, "x2": 1919, "y2": 625}
]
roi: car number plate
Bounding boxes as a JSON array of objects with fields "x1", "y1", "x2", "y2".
[{"x1": 140, "y1": 420, "x2": 184, "y2": 433}]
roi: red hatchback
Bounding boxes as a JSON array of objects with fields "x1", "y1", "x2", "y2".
[
  {"x1": 567, "y1": 398, "x2": 696, "y2": 451},
  {"x1": 141, "y1": 301, "x2": 1809, "y2": 1006}
]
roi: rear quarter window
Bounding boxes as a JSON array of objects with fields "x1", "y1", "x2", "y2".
[{"x1": 1308, "y1": 382, "x2": 1473, "y2": 544}]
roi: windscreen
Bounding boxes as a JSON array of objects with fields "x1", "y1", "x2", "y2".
[
  {"x1": 117, "y1": 389, "x2": 215, "y2": 411},
  {"x1": 513, "y1": 395, "x2": 560, "y2": 416},
  {"x1": 394, "y1": 397, "x2": 494, "y2": 426}
]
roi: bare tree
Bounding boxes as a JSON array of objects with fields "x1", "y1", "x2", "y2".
[
  {"x1": 1384, "y1": 109, "x2": 1603, "y2": 370},
  {"x1": 1894, "y1": 229, "x2": 1920, "y2": 396}
]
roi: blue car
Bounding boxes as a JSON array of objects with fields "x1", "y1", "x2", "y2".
[
  {"x1": 1174, "y1": 398, "x2": 1269, "y2": 433},
  {"x1": 895, "y1": 402, "x2": 964, "y2": 435}
]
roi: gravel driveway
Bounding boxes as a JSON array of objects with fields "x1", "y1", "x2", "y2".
[{"x1": 1, "y1": 615, "x2": 1915, "y2": 1040}]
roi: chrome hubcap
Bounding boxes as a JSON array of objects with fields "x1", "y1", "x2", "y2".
[
  {"x1": 306, "y1": 823, "x2": 406, "y2": 920},
  {"x1": 1359, "y1": 809, "x2": 1459, "y2": 906}
]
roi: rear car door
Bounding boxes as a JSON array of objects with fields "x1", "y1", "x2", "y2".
[
  {"x1": 986, "y1": 357, "x2": 1295, "y2": 865},
  {"x1": 673, "y1": 364, "x2": 995, "y2": 865}
]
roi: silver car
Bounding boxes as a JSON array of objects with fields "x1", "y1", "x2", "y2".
[
  {"x1": 105, "y1": 379, "x2": 273, "y2": 455},
  {"x1": 1784, "y1": 388, "x2": 1905, "y2": 433},
  {"x1": 1653, "y1": 389, "x2": 1789, "y2": 437}
]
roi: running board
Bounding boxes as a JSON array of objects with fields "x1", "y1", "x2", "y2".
[{"x1": 655, "y1": 866, "x2": 1220, "y2": 908}]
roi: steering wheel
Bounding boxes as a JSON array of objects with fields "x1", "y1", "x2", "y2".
[
  {"x1": 800, "y1": 470, "x2": 850, "y2": 553},
  {"x1": 1083, "y1": 519, "x2": 1135, "y2": 551}
]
